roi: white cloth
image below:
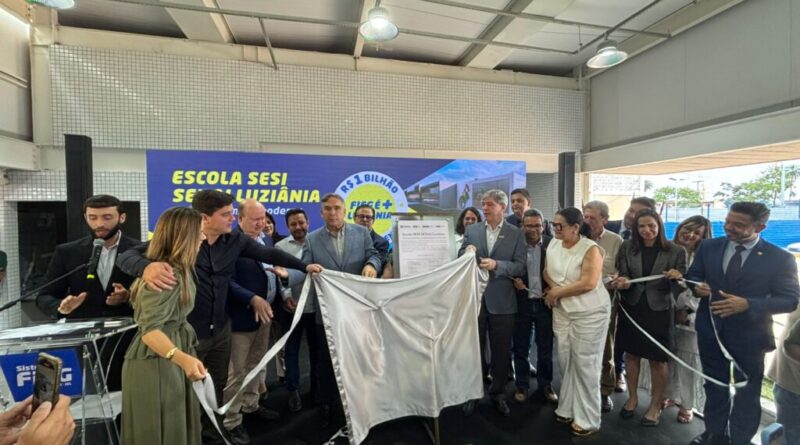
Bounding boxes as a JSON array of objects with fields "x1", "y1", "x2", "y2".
[
  {"x1": 194, "y1": 253, "x2": 487, "y2": 445},
  {"x1": 97, "y1": 232, "x2": 121, "y2": 289},
  {"x1": 317, "y1": 253, "x2": 486, "y2": 444}
]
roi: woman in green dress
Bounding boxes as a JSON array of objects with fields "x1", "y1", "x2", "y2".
[{"x1": 122, "y1": 206, "x2": 207, "y2": 445}]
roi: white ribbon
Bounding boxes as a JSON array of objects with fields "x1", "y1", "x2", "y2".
[
  {"x1": 613, "y1": 274, "x2": 748, "y2": 389},
  {"x1": 192, "y1": 276, "x2": 313, "y2": 443}
]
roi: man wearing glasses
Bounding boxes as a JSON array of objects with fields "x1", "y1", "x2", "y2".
[{"x1": 353, "y1": 204, "x2": 389, "y2": 276}]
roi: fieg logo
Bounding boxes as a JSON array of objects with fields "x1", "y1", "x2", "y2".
[{"x1": 15, "y1": 365, "x2": 73, "y2": 387}]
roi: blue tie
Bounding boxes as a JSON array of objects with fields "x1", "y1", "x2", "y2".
[
  {"x1": 621, "y1": 229, "x2": 631, "y2": 240},
  {"x1": 725, "y1": 244, "x2": 746, "y2": 291}
]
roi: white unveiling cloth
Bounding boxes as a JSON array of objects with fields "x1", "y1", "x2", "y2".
[
  {"x1": 318, "y1": 252, "x2": 487, "y2": 444},
  {"x1": 193, "y1": 252, "x2": 488, "y2": 445}
]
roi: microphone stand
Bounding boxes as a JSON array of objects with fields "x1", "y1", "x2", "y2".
[{"x1": 0, "y1": 263, "x2": 89, "y2": 313}]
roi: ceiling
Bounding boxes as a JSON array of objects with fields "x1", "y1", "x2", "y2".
[{"x1": 53, "y1": 0, "x2": 732, "y2": 77}]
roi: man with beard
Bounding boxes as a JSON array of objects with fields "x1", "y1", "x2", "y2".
[
  {"x1": 37, "y1": 194, "x2": 140, "y2": 391},
  {"x1": 685, "y1": 202, "x2": 799, "y2": 445},
  {"x1": 274, "y1": 208, "x2": 318, "y2": 413}
]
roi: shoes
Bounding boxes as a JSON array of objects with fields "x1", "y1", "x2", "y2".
[
  {"x1": 320, "y1": 404, "x2": 331, "y2": 427},
  {"x1": 555, "y1": 414, "x2": 573, "y2": 424},
  {"x1": 248, "y1": 406, "x2": 280, "y2": 421},
  {"x1": 620, "y1": 405, "x2": 635, "y2": 419},
  {"x1": 542, "y1": 386, "x2": 558, "y2": 403},
  {"x1": 529, "y1": 364, "x2": 537, "y2": 377},
  {"x1": 483, "y1": 374, "x2": 493, "y2": 385},
  {"x1": 462, "y1": 400, "x2": 476, "y2": 417},
  {"x1": 615, "y1": 375, "x2": 627, "y2": 393},
  {"x1": 570, "y1": 423, "x2": 598, "y2": 437},
  {"x1": 689, "y1": 431, "x2": 730, "y2": 445},
  {"x1": 677, "y1": 409, "x2": 694, "y2": 424},
  {"x1": 640, "y1": 409, "x2": 662, "y2": 427},
  {"x1": 493, "y1": 399, "x2": 511, "y2": 417},
  {"x1": 288, "y1": 390, "x2": 302, "y2": 413},
  {"x1": 601, "y1": 395, "x2": 613, "y2": 413},
  {"x1": 226, "y1": 425, "x2": 251, "y2": 445},
  {"x1": 514, "y1": 388, "x2": 528, "y2": 403}
]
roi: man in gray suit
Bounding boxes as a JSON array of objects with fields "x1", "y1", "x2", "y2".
[
  {"x1": 459, "y1": 189, "x2": 527, "y2": 417},
  {"x1": 288, "y1": 193, "x2": 381, "y2": 428}
]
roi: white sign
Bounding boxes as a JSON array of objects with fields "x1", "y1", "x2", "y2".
[{"x1": 396, "y1": 220, "x2": 453, "y2": 277}]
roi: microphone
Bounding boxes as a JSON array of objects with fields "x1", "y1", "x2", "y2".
[{"x1": 86, "y1": 239, "x2": 105, "y2": 280}]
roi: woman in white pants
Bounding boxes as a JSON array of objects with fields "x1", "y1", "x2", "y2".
[{"x1": 544, "y1": 207, "x2": 611, "y2": 437}]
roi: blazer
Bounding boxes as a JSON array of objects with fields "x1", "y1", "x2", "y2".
[
  {"x1": 616, "y1": 241, "x2": 687, "y2": 311},
  {"x1": 369, "y1": 230, "x2": 390, "y2": 276},
  {"x1": 37, "y1": 235, "x2": 140, "y2": 319},
  {"x1": 287, "y1": 223, "x2": 381, "y2": 323},
  {"x1": 228, "y1": 231, "x2": 283, "y2": 332},
  {"x1": 686, "y1": 236, "x2": 799, "y2": 352},
  {"x1": 458, "y1": 221, "x2": 527, "y2": 315},
  {"x1": 517, "y1": 236, "x2": 552, "y2": 315},
  {"x1": 605, "y1": 220, "x2": 623, "y2": 235}
]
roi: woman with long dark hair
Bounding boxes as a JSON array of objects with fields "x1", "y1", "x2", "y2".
[
  {"x1": 613, "y1": 208, "x2": 686, "y2": 427},
  {"x1": 122, "y1": 207, "x2": 206, "y2": 445},
  {"x1": 455, "y1": 207, "x2": 482, "y2": 247},
  {"x1": 664, "y1": 215, "x2": 712, "y2": 423},
  {"x1": 262, "y1": 212, "x2": 286, "y2": 245},
  {"x1": 544, "y1": 207, "x2": 610, "y2": 437}
]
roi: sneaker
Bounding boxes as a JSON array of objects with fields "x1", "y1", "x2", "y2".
[
  {"x1": 288, "y1": 389, "x2": 302, "y2": 412},
  {"x1": 226, "y1": 425, "x2": 251, "y2": 445},
  {"x1": 615, "y1": 375, "x2": 627, "y2": 393}
]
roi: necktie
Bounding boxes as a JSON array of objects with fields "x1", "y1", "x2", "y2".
[
  {"x1": 724, "y1": 244, "x2": 746, "y2": 291},
  {"x1": 622, "y1": 229, "x2": 631, "y2": 240}
]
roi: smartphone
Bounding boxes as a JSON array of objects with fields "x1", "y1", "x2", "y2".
[{"x1": 32, "y1": 352, "x2": 62, "y2": 411}]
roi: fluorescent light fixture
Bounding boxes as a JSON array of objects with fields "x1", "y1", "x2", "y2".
[
  {"x1": 359, "y1": 6, "x2": 398, "y2": 42},
  {"x1": 26, "y1": 0, "x2": 75, "y2": 9},
  {"x1": 586, "y1": 39, "x2": 628, "y2": 69}
]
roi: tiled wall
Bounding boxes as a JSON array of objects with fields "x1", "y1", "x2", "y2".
[{"x1": 0, "y1": 44, "x2": 585, "y2": 328}]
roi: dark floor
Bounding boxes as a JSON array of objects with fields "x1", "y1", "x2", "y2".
[{"x1": 242, "y1": 340, "x2": 706, "y2": 445}]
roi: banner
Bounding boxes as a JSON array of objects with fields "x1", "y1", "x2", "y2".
[
  {"x1": 0, "y1": 348, "x2": 83, "y2": 401},
  {"x1": 146, "y1": 150, "x2": 525, "y2": 243}
]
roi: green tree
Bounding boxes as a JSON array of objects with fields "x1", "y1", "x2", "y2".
[
  {"x1": 714, "y1": 164, "x2": 800, "y2": 206},
  {"x1": 653, "y1": 186, "x2": 702, "y2": 207}
]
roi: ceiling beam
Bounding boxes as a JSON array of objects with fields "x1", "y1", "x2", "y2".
[
  {"x1": 352, "y1": 0, "x2": 375, "y2": 58},
  {"x1": 160, "y1": 0, "x2": 232, "y2": 43},
  {"x1": 458, "y1": 0, "x2": 574, "y2": 70}
]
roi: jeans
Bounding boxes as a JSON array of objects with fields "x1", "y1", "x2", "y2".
[
  {"x1": 512, "y1": 298, "x2": 553, "y2": 390},
  {"x1": 775, "y1": 384, "x2": 800, "y2": 445},
  {"x1": 284, "y1": 311, "x2": 319, "y2": 393}
]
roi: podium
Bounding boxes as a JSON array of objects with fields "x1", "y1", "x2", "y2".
[{"x1": 0, "y1": 318, "x2": 136, "y2": 445}]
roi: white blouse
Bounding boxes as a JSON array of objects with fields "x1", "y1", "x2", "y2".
[{"x1": 546, "y1": 237, "x2": 610, "y2": 313}]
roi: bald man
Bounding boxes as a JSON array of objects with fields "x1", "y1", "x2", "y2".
[{"x1": 223, "y1": 199, "x2": 283, "y2": 443}]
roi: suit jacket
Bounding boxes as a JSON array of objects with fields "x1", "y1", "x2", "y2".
[
  {"x1": 228, "y1": 231, "x2": 283, "y2": 332},
  {"x1": 616, "y1": 241, "x2": 687, "y2": 311},
  {"x1": 369, "y1": 230, "x2": 390, "y2": 276},
  {"x1": 37, "y1": 235, "x2": 140, "y2": 319},
  {"x1": 458, "y1": 221, "x2": 527, "y2": 315},
  {"x1": 605, "y1": 220, "x2": 623, "y2": 235},
  {"x1": 287, "y1": 223, "x2": 381, "y2": 323},
  {"x1": 517, "y1": 236, "x2": 552, "y2": 316},
  {"x1": 686, "y1": 236, "x2": 800, "y2": 352}
]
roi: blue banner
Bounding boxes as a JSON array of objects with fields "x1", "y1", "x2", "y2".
[
  {"x1": 0, "y1": 349, "x2": 83, "y2": 401},
  {"x1": 146, "y1": 150, "x2": 526, "y2": 242}
]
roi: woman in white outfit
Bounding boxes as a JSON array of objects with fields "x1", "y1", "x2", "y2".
[
  {"x1": 664, "y1": 215, "x2": 712, "y2": 424},
  {"x1": 544, "y1": 207, "x2": 611, "y2": 437}
]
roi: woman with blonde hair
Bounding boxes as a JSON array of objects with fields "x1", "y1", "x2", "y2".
[{"x1": 122, "y1": 206, "x2": 207, "y2": 445}]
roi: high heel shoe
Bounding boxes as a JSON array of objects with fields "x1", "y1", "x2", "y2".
[{"x1": 640, "y1": 409, "x2": 662, "y2": 427}]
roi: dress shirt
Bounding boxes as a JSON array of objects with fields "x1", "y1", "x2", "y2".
[
  {"x1": 593, "y1": 229, "x2": 623, "y2": 277},
  {"x1": 486, "y1": 220, "x2": 504, "y2": 253},
  {"x1": 526, "y1": 241, "x2": 543, "y2": 299},
  {"x1": 97, "y1": 231, "x2": 122, "y2": 289},
  {"x1": 255, "y1": 235, "x2": 277, "y2": 303},
  {"x1": 326, "y1": 224, "x2": 346, "y2": 261},
  {"x1": 275, "y1": 235, "x2": 316, "y2": 314},
  {"x1": 722, "y1": 236, "x2": 760, "y2": 273}
]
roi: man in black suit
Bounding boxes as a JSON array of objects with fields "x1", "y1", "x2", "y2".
[
  {"x1": 353, "y1": 204, "x2": 389, "y2": 275},
  {"x1": 511, "y1": 209, "x2": 556, "y2": 404},
  {"x1": 36, "y1": 194, "x2": 140, "y2": 391},
  {"x1": 223, "y1": 199, "x2": 282, "y2": 445}
]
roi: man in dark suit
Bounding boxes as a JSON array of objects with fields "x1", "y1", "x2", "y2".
[
  {"x1": 286, "y1": 193, "x2": 381, "y2": 429},
  {"x1": 353, "y1": 204, "x2": 389, "y2": 275},
  {"x1": 604, "y1": 196, "x2": 656, "y2": 240},
  {"x1": 459, "y1": 189, "x2": 526, "y2": 417},
  {"x1": 511, "y1": 208, "x2": 556, "y2": 404},
  {"x1": 223, "y1": 199, "x2": 282, "y2": 445},
  {"x1": 686, "y1": 202, "x2": 799, "y2": 445},
  {"x1": 36, "y1": 194, "x2": 140, "y2": 391}
]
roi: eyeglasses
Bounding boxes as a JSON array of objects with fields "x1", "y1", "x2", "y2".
[{"x1": 355, "y1": 214, "x2": 374, "y2": 221}]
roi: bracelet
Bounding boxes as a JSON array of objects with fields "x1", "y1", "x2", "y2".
[{"x1": 164, "y1": 347, "x2": 179, "y2": 361}]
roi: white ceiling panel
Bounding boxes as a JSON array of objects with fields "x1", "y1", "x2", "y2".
[
  {"x1": 622, "y1": 0, "x2": 694, "y2": 31},
  {"x1": 59, "y1": 0, "x2": 184, "y2": 38},
  {"x1": 382, "y1": 0, "x2": 503, "y2": 38},
  {"x1": 361, "y1": 32, "x2": 472, "y2": 65},
  {"x1": 225, "y1": 17, "x2": 354, "y2": 52},
  {"x1": 555, "y1": 0, "x2": 654, "y2": 26}
]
